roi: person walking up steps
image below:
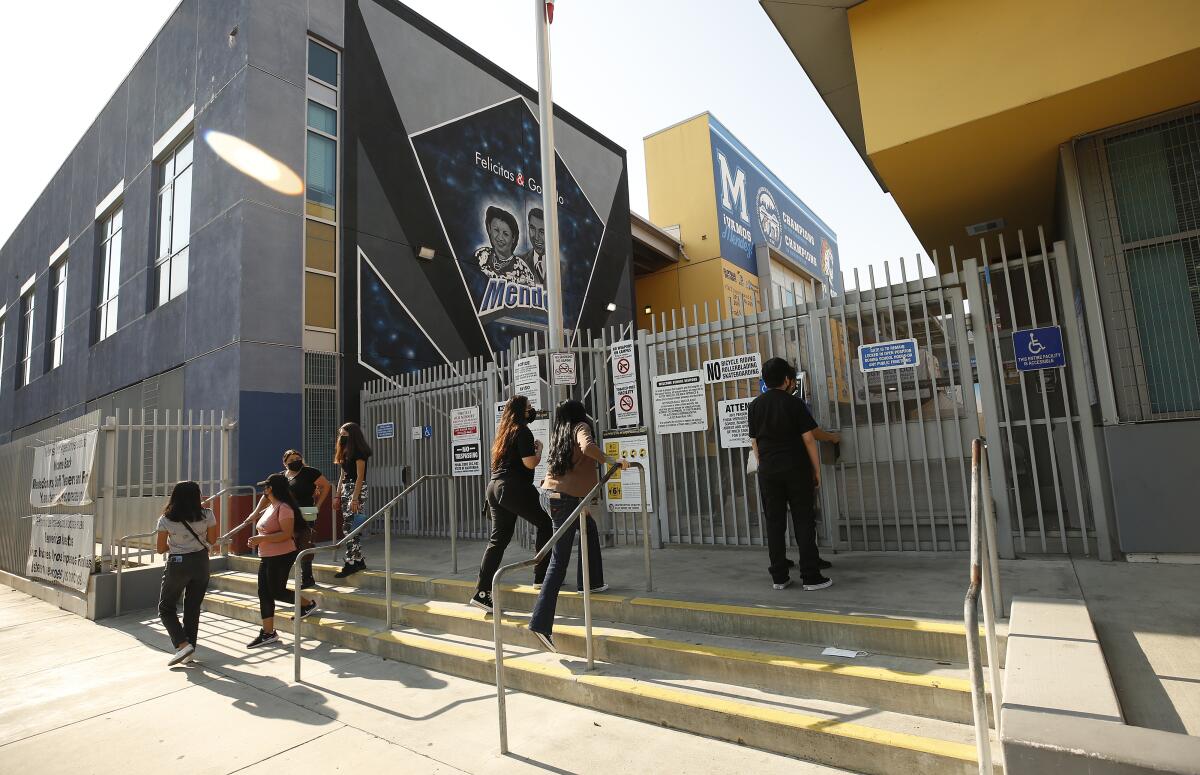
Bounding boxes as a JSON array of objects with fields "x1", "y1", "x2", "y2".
[
  {"x1": 469, "y1": 395, "x2": 553, "y2": 614},
  {"x1": 333, "y1": 422, "x2": 372, "y2": 578},
  {"x1": 246, "y1": 474, "x2": 318, "y2": 649},
  {"x1": 527, "y1": 400, "x2": 627, "y2": 653},
  {"x1": 748, "y1": 357, "x2": 832, "y2": 592},
  {"x1": 156, "y1": 481, "x2": 218, "y2": 666}
]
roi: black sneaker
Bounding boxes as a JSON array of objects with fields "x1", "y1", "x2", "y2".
[
  {"x1": 469, "y1": 590, "x2": 494, "y2": 614},
  {"x1": 575, "y1": 584, "x2": 609, "y2": 593},
  {"x1": 247, "y1": 629, "x2": 279, "y2": 649},
  {"x1": 299, "y1": 601, "x2": 318, "y2": 619},
  {"x1": 787, "y1": 558, "x2": 834, "y2": 570},
  {"x1": 334, "y1": 561, "x2": 365, "y2": 579},
  {"x1": 529, "y1": 627, "x2": 556, "y2": 653},
  {"x1": 802, "y1": 576, "x2": 834, "y2": 591}
]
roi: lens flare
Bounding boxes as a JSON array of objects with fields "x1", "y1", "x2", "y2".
[{"x1": 203, "y1": 130, "x2": 303, "y2": 195}]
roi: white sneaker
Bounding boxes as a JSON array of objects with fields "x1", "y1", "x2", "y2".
[
  {"x1": 772, "y1": 579, "x2": 794, "y2": 590},
  {"x1": 168, "y1": 643, "x2": 195, "y2": 667}
]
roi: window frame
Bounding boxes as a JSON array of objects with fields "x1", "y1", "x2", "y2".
[
  {"x1": 47, "y1": 258, "x2": 68, "y2": 371},
  {"x1": 304, "y1": 37, "x2": 342, "y2": 340},
  {"x1": 17, "y1": 287, "x2": 35, "y2": 389},
  {"x1": 96, "y1": 206, "x2": 123, "y2": 342},
  {"x1": 154, "y1": 135, "x2": 194, "y2": 308}
]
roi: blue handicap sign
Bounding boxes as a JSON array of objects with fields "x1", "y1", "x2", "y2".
[
  {"x1": 422, "y1": 425, "x2": 433, "y2": 439},
  {"x1": 859, "y1": 338, "x2": 920, "y2": 372},
  {"x1": 1013, "y1": 326, "x2": 1066, "y2": 372},
  {"x1": 758, "y1": 379, "x2": 768, "y2": 394}
]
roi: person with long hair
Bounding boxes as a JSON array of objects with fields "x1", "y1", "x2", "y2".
[
  {"x1": 333, "y1": 422, "x2": 372, "y2": 578},
  {"x1": 246, "y1": 474, "x2": 318, "y2": 648},
  {"x1": 527, "y1": 400, "x2": 627, "y2": 652},
  {"x1": 469, "y1": 394, "x2": 553, "y2": 613},
  {"x1": 155, "y1": 481, "x2": 218, "y2": 666},
  {"x1": 244, "y1": 450, "x2": 332, "y2": 589}
]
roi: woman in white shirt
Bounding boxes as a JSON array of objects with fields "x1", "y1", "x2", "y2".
[{"x1": 155, "y1": 481, "x2": 218, "y2": 667}]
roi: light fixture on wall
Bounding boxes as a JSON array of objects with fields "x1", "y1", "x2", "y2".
[
  {"x1": 417, "y1": 246, "x2": 436, "y2": 260},
  {"x1": 643, "y1": 305, "x2": 652, "y2": 315},
  {"x1": 606, "y1": 302, "x2": 617, "y2": 312}
]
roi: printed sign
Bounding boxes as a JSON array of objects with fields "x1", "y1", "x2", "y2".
[
  {"x1": 603, "y1": 431, "x2": 653, "y2": 512},
  {"x1": 450, "y1": 406, "x2": 481, "y2": 476},
  {"x1": 652, "y1": 371, "x2": 708, "y2": 434},
  {"x1": 859, "y1": 339, "x2": 920, "y2": 373},
  {"x1": 26, "y1": 514, "x2": 94, "y2": 592},
  {"x1": 1013, "y1": 326, "x2": 1066, "y2": 372},
  {"x1": 30, "y1": 430, "x2": 98, "y2": 508},
  {"x1": 375, "y1": 422, "x2": 395, "y2": 440},
  {"x1": 411, "y1": 426, "x2": 422, "y2": 441},
  {"x1": 717, "y1": 398, "x2": 753, "y2": 449},
  {"x1": 550, "y1": 351, "x2": 577, "y2": 386},
  {"x1": 611, "y1": 340, "x2": 636, "y2": 383},
  {"x1": 614, "y1": 382, "x2": 641, "y2": 427},
  {"x1": 703, "y1": 353, "x2": 761, "y2": 384},
  {"x1": 513, "y1": 355, "x2": 542, "y2": 409}
]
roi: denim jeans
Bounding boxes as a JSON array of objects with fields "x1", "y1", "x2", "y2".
[{"x1": 529, "y1": 491, "x2": 604, "y2": 636}]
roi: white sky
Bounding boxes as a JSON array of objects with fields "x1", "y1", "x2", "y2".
[{"x1": 0, "y1": 0, "x2": 927, "y2": 282}]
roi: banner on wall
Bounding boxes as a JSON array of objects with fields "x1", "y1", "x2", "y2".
[
  {"x1": 30, "y1": 430, "x2": 98, "y2": 508},
  {"x1": 26, "y1": 514, "x2": 94, "y2": 592}
]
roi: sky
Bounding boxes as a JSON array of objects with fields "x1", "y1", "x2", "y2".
[{"x1": 0, "y1": 0, "x2": 928, "y2": 283}]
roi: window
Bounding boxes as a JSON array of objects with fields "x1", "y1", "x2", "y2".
[
  {"x1": 155, "y1": 137, "x2": 193, "y2": 306},
  {"x1": 97, "y1": 208, "x2": 122, "y2": 341},
  {"x1": 47, "y1": 260, "x2": 68, "y2": 370},
  {"x1": 308, "y1": 40, "x2": 338, "y2": 87},
  {"x1": 18, "y1": 289, "x2": 34, "y2": 388},
  {"x1": 0, "y1": 314, "x2": 6, "y2": 393}
]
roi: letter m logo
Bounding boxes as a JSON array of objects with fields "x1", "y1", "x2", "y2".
[{"x1": 717, "y1": 152, "x2": 749, "y2": 223}]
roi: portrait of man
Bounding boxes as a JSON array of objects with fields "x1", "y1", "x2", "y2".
[
  {"x1": 517, "y1": 207, "x2": 546, "y2": 285},
  {"x1": 475, "y1": 205, "x2": 538, "y2": 285}
]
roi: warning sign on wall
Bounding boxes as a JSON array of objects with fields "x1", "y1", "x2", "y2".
[{"x1": 602, "y1": 431, "x2": 653, "y2": 512}]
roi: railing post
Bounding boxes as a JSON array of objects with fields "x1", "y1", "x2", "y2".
[
  {"x1": 965, "y1": 439, "x2": 993, "y2": 775},
  {"x1": 115, "y1": 542, "x2": 124, "y2": 617},
  {"x1": 493, "y1": 579, "x2": 509, "y2": 754},
  {"x1": 385, "y1": 506, "x2": 393, "y2": 629},
  {"x1": 101, "y1": 416, "x2": 118, "y2": 572},
  {"x1": 580, "y1": 510, "x2": 594, "y2": 670},
  {"x1": 294, "y1": 558, "x2": 304, "y2": 682},
  {"x1": 638, "y1": 464, "x2": 652, "y2": 591},
  {"x1": 449, "y1": 478, "x2": 458, "y2": 574},
  {"x1": 219, "y1": 416, "x2": 235, "y2": 555},
  {"x1": 979, "y1": 449, "x2": 1005, "y2": 740}
]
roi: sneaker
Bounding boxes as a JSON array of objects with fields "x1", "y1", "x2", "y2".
[
  {"x1": 334, "y1": 560, "x2": 365, "y2": 579},
  {"x1": 529, "y1": 627, "x2": 557, "y2": 653},
  {"x1": 802, "y1": 576, "x2": 834, "y2": 591},
  {"x1": 576, "y1": 584, "x2": 609, "y2": 594},
  {"x1": 299, "y1": 601, "x2": 319, "y2": 619},
  {"x1": 469, "y1": 590, "x2": 494, "y2": 614},
  {"x1": 532, "y1": 583, "x2": 543, "y2": 590},
  {"x1": 247, "y1": 629, "x2": 279, "y2": 649},
  {"x1": 818, "y1": 558, "x2": 834, "y2": 570},
  {"x1": 772, "y1": 578, "x2": 794, "y2": 590},
  {"x1": 168, "y1": 643, "x2": 195, "y2": 667}
]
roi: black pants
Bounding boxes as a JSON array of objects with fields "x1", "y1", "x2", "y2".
[
  {"x1": 258, "y1": 551, "x2": 299, "y2": 620},
  {"x1": 760, "y1": 467, "x2": 819, "y2": 583},
  {"x1": 476, "y1": 479, "x2": 552, "y2": 593},
  {"x1": 158, "y1": 551, "x2": 210, "y2": 647},
  {"x1": 296, "y1": 524, "x2": 316, "y2": 589}
]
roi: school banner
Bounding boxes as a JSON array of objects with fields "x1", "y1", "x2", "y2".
[
  {"x1": 30, "y1": 430, "x2": 98, "y2": 508},
  {"x1": 26, "y1": 514, "x2": 94, "y2": 592}
]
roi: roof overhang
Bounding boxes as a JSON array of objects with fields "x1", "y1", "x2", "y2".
[
  {"x1": 759, "y1": 0, "x2": 883, "y2": 190},
  {"x1": 631, "y1": 211, "x2": 683, "y2": 275}
]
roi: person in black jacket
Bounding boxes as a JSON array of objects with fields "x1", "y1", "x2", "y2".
[{"x1": 748, "y1": 357, "x2": 833, "y2": 592}]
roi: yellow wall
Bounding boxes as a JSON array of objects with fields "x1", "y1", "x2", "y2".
[
  {"x1": 849, "y1": 0, "x2": 1200, "y2": 155},
  {"x1": 644, "y1": 114, "x2": 720, "y2": 260}
]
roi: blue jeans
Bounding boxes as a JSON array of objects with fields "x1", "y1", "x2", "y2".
[{"x1": 528, "y1": 491, "x2": 604, "y2": 635}]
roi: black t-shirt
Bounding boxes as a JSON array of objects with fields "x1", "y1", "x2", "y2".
[
  {"x1": 747, "y1": 389, "x2": 818, "y2": 476},
  {"x1": 285, "y1": 466, "x2": 322, "y2": 507},
  {"x1": 339, "y1": 456, "x2": 367, "y2": 485},
  {"x1": 491, "y1": 425, "x2": 536, "y2": 484}
]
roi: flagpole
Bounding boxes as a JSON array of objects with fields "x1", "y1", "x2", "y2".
[{"x1": 535, "y1": 0, "x2": 564, "y2": 358}]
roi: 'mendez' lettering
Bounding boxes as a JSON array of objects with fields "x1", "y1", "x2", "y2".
[{"x1": 478, "y1": 278, "x2": 548, "y2": 316}]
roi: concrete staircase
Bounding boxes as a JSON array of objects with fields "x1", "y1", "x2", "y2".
[{"x1": 204, "y1": 556, "x2": 1001, "y2": 775}]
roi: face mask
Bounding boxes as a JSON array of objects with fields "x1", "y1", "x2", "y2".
[
  {"x1": 338, "y1": 435, "x2": 349, "y2": 445},
  {"x1": 526, "y1": 407, "x2": 537, "y2": 423},
  {"x1": 286, "y1": 461, "x2": 303, "y2": 472}
]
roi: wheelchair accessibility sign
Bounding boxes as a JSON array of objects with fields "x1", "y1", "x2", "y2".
[{"x1": 1013, "y1": 326, "x2": 1066, "y2": 372}]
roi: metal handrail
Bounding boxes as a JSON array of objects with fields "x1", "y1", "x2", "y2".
[
  {"x1": 965, "y1": 438, "x2": 1005, "y2": 774},
  {"x1": 114, "y1": 487, "x2": 253, "y2": 616},
  {"x1": 210, "y1": 485, "x2": 261, "y2": 553},
  {"x1": 492, "y1": 461, "x2": 651, "y2": 754},
  {"x1": 293, "y1": 473, "x2": 455, "y2": 681}
]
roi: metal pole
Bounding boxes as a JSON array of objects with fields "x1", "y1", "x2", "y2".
[
  {"x1": 980, "y1": 449, "x2": 1005, "y2": 739},
  {"x1": 965, "y1": 439, "x2": 993, "y2": 775},
  {"x1": 494, "y1": 581, "x2": 509, "y2": 753},
  {"x1": 535, "y1": 0, "x2": 563, "y2": 354},
  {"x1": 639, "y1": 464, "x2": 652, "y2": 591},
  {"x1": 385, "y1": 506, "x2": 393, "y2": 629},
  {"x1": 293, "y1": 558, "x2": 304, "y2": 682},
  {"x1": 102, "y1": 416, "x2": 118, "y2": 572},
  {"x1": 219, "y1": 416, "x2": 233, "y2": 552},
  {"x1": 450, "y1": 479, "x2": 458, "y2": 574},
  {"x1": 580, "y1": 510, "x2": 594, "y2": 670}
]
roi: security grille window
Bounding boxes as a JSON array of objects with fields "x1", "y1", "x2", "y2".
[
  {"x1": 305, "y1": 38, "x2": 340, "y2": 338},
  {"x1": 18, "y1": 289, "x2": 34, "y2": 388},
  {"x1": 1084, "y1": 107, "x2": 1200, "y2": 420},
  {"x1": 155, "y1": 136, "x2": 193, "y2": 307},
  {"x1": 97, "y1": 208, "x2": 122, "y2": 341},
  {"x1": 47, "y1": 260, "x2": 68, "y2": 370},
  {"x1": 303, "y1": 351, "x2": 338, "y2": 480}
]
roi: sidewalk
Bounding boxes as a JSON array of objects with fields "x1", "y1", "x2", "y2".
[{"x1": 0, "y1": 585, "x2": 850, "y2": 775}]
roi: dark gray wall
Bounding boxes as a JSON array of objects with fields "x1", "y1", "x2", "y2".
[{"x1": 1106, "y1": 419, "x2": 1200, "y2": 553}]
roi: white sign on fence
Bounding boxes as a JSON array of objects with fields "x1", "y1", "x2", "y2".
[
  {"x1": 550, "y1": 351, "x2": 577, "y2": 386},
  {"x1": 717, "y1": 398, "x2": 753, "y2": 449},
  {"x1": 602, "y1": 432, "x2": 653, "y2": 512},
  {"x1": 26, "y1": 514, "x2": 94, "y2": 592},
  {"x1": 610, "y1": 340, "x2": 640, "y2": 427},
  {"x1": 450, "y1": 406, "x2": 481, "y2": 477},
  {"x1": 30, "y1": 429, "x2": 98, "y2": 508},
  {"x1": 411, "y1": 426, "x2": 422, "y2": 441},
  {"x1": 702, "y1": 353, "x2": 761, "y2": 384},
  {"x1": 513, "y1": 355, "x2": 542, "y2": 409},
  {"x1": 652, "y1": 371, "x2": 708, "y2": 434}
]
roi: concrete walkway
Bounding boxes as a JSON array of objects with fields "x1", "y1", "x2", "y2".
[{"x1": 0, "y1": 585, "x2": 850, "y2": 774}]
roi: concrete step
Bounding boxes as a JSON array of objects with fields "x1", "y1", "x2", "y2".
[
  {"x1": 226, "y1": 555, "x2": 1005, "y2": 666},
  {"x1": 209, "y1": 570, "x2": 990, "y2": 725},
  {"x1": 201, "y1": 588, "x2": 997, "y2": 775}
]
